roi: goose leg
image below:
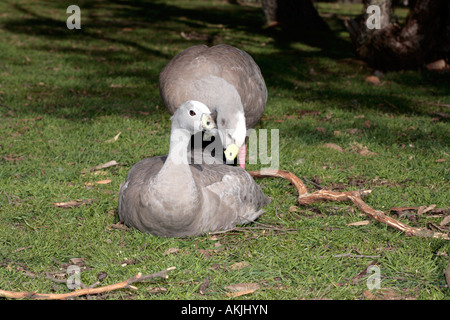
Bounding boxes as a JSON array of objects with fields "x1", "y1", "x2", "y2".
[{"x1": 238, "y1": 144, "x2": 246, "y2": 169}]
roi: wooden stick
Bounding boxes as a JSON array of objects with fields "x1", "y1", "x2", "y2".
[
  {"x1": 248, "y1": 170, "x2": 449, "y2": 241},
  {"x1": 0, "y1": 267, "x2": 176, "y2": 300},
  {"x1": 248, "y1": 169, "x2": 308, "y2": 195}
]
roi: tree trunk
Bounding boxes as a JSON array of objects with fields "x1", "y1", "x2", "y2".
[
  {"x1": 261, "y1": 0, "x2": 330, "y2": 32},
  {"x1": 345, "y1": 0, "x2": 450, "y2": 70}
]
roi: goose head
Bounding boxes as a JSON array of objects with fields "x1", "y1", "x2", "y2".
[
  {"x1": 216, "y1": 111, "x2": 246, "y2": 162},
  {"x1": 171, "y1": 100, "x2": 216, "y2": 133}
]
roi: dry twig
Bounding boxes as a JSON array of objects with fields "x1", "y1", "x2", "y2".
[
  {"x1": 0, "y1": 267, "x2": 176, "y2": 300},
  {"x1": 248, "y1": 170, "x2": 449, "y2": 241}
]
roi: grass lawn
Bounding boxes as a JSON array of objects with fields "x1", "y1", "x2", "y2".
[{"x1": 0, "y1": 0, "x2": 449, "y2": 300}]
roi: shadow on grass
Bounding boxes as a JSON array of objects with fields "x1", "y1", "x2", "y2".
[{"x1": 1, "y1": 0, "x2": 448, "y2": 123}]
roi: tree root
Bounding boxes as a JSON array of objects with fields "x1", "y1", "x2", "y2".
[{"x1": 248, "y1": 169, "x2": 449, "y2": 241}]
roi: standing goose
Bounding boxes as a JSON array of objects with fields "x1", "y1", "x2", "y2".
[
  {"x1": 159, "y1": 44, "x2": 267, "y2": 169},
  {"x1": 118, "y1": 100, "x2": 270, "y2": 237}
]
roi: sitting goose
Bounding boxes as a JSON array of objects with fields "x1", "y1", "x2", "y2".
[
  {"x1": 118, "y1": 101, "x2": 270, "y2": 237},
  {"x1": 159, "y1": 44, "x2": 267, "y2": 169}
]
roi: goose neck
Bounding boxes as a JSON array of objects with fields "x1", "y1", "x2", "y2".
[{"x1": 166, "y1": 127, "x2": 191, "y2": 165}]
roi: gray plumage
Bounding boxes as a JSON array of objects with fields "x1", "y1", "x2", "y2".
[
  {"x1": 118, "y1": 101, "x2": 270, "y2": 237},
  {"x1": 159, "y1": 44, "x2": 267, "y2": 151}
]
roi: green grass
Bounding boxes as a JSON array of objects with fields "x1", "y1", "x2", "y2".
[{"x1": 0, "y1": 0, "x2": 449, "y2": 300}]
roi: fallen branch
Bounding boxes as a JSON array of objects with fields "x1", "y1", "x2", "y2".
[
  {"x1": 248, "y1": 170, "x2": 449, "y2": 241},
  {"x1": 0, "y1": 267, "x2": 176, "y2": 300},
  {"x1": 249, "y1": 169, "x2": 308, "y2": 195}
]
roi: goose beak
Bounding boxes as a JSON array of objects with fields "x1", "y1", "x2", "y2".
[
  {"x1": 224, "y1": 143, "x2": 238, "y2": 161},
  {"x1": 201, "y1": 113, "x2": 216, "y2": 131}
]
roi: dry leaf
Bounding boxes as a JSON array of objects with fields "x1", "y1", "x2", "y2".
[
  {"x1": 180, "y1": 31, "x2": 209, "y2": 41},
  {"x1": 225, "y1": 283, "x2": 260, "y2": 292},
  {"x1": 363, "y1": 290, "x2": 377, "y2": 299},
  {"x1": 418, "y1": 204, "x2": 436, "y2": 215},
  {"x1": 105, "y1": 132, "x2": 121, "y2": 143},
  {"x1": 198, "y1": 249, "x2": 220, "y2": 257},
  {"x1": 69, "y1": 257, "x2": 86, "y2": 266},
  {"x1": 316, "y1": 127, "x2": 326, "y2": 134},
  {"x1": 379, "y1": 289, "x2": 414, "y2": 300},
  {"x1": 85, "y1": 179, "x2": 111, "y2": 187},
  {"x1": 225, "y1": 283, "x2": 260, "y2": 297},
  {"x1": 164, "y1": 248, "x2": 180, "y2": 255},
  {"x1": 54, "y1": 200, "x2": 79, "y2": 208},
  {"x1": 121, "y1": 259, "x2": 138, "y2": 266},
  {"x1": 346, "y1": 128, "x2": 361, "y2": 135},
  {"x1": 365, "y1": 75, "x2": 380, "y2": 85},
  {"x1": 350, "y1": 142, "x2": 377, "y2": 156},
  {"x1": 82, "y1": 160, "x2": 119, "y2": 174},
  {"x1": 54, "y1": 199, "x2": 92, "y2": 208},
  {"x1": 426, "y1": 59, "x2": 446, "y2": 70},
  {"x1": 323, "y1": 143, "x2": 344, "y2": 152},
  {"x1": 227, "y1": 289, "x2": 256, "y2": 298},
  {"x1": 358, "y1": 147, "x2": 377, "y2": 156},
  {"x1": 147, "y1": 286, "x2": 167, "y2": 294},
  {"x1": 229, "y1": 261, "x2": 250, "y2": 270},
  {"x1": 346, "y1": 220, "x2": 370, "y2": 226},
  {"x1": 199, "y1": 278, "x2": 209, "y2": 295},
  {"x1": 209, "y1": 263, "x2": 225, "y2": 271},
  {"x1": 95, "y1": 179, "x2": 112, "y2": 185},
  {"x1": 97, "y1": 271, "x2": 108, "y2": 282},
  {"x1": 440, "y1": 215, "x2": 450, "y2": 227},
  {"x1": 108, "y1": 221, "x2": 130, "y2": 231},
  {"x1": 92, "y1": 170, "x2": 108, "y2": 176}
]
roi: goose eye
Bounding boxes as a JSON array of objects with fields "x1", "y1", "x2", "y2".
[{"x1": 189, "y1": 110, "x2": 196, "y2": 116}]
